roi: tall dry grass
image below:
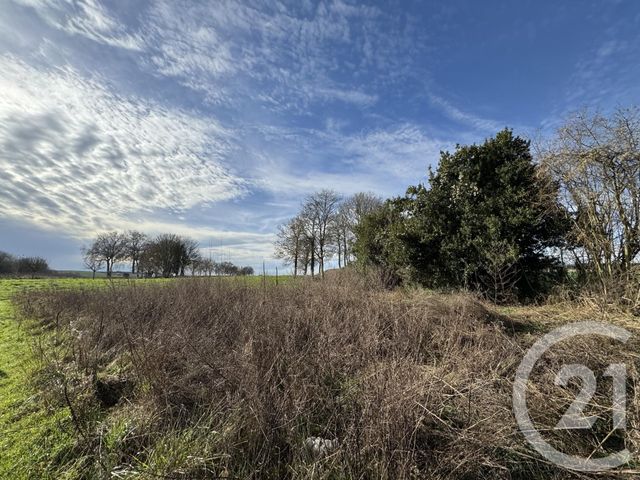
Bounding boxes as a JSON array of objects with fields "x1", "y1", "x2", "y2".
[{"x1": 15, "y1": 270, "x2": 640, "y2": 479}]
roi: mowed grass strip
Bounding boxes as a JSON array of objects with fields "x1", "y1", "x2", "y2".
[
  {"x1": 0, "y1": 278, "x2": 125, "y2": 479},
  {"x1": 0, "y1": 279, "x2": 75, "y2": 479}
]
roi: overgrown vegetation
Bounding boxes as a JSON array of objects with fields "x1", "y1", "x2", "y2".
[
  {"x1": 540, "y1": 107, "x2": 640, "y2": 310},
  {"x1": 12, "y1": 273, "x2": 640, "y2": 479},
  {"x1": 5, "y1": 110, "x2": 640, "y2": 477}
]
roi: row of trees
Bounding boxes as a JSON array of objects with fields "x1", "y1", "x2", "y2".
[
  {"x1": 274, "y1": 191, "x2": 382, "y2": 277},
  {"x1": 84, "y1": 231, "x2": 253, "y2": 278},
  {"x1": 352, "y1": 107, "x2": 640, "y2": 304},
  {"x1": 0, "y1": 251, "x2": 49, "y2": 277}
]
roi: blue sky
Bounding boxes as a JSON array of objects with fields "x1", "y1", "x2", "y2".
[{"x1": 0, "y1": 0, "x2": 639, "y2": 271}]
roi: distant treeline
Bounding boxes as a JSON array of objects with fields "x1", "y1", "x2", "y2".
[
  {"x1": 0, "y1": 251, "x2": 49, "y2": 277},
  {"x1": 84, "y1": 232, "x2": 254, "y2": 278}
]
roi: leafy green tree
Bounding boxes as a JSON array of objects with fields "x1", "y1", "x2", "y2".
[
  {"x1": 355, "y1": 129, "x2": 569, "y2": 300},
  {"x1": 352, "y1": 200, "x2": 408, "y2": 276}
]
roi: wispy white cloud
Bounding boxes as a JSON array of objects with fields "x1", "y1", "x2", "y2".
[
  {"x1": 540, "y1": 32, "x2": 640, "y2": 133},
  {"x1": 137, "y1": 0, "x2": 407, "y2": 109},
  {"x1": 314, "y1": 87, "x2": 379, "y2": 107},
  {"x1": 342, "y1": 125, "x2": 448, "y2": 178},
  {"x1": 428, "y1": 94, "x2": 505, "y2": 133},
  {"x1": 0, "y1": 54, "x2": 246, "y2": 238},
  {"x1": 566, "y1": 38, "x2": 638, "y2": 106},
  {"x1": 250, "y1": 123, "x2": 448, "y2": 198},
  {"x1": 14, "y1": 0, "x2": 144, "y2": 50},
  {"x1": 7, "y1": 0, "x2": 425, "y2": 110}
]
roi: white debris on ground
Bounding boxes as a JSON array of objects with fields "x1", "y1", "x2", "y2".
[{"x1": 304, "y1": 436, "x2": 338, "y2": 456}]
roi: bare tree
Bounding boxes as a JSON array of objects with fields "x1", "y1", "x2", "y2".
[
  {"x1": 274, "y1": 216, "x2": 306, "y2": 276},
  {"x1": 217, "y1": 261, "x2": 239, "y2": 276},
  {"x1": 540, "y1": 107, "x2": 640, "y2": 299},
  {"x1": 303, "y1": 190, "x2": 342, "y2": 277},
  {"x1": 180, "y1": 237, "x2": 201, "y2": 276},
  {"x1": 338, "y1": 192, "x2": 383, "y2": 266},
  {"x1": 82, "y1": 247, "x2": 104, "y2": 279},
  {"x1": 274, "y1": 191, "x2": 382, "y2": 276},
  {"x1": 125, "y1": 231, "x2": 148, "y2": 276},
  {"x1": 332, "y1": 210, "x2": 347, "y2": 268},
  {"x1": 300, "y1": 205, "x2": 319, "y2": 277},
  {"x1": 200, "y1": 258, "x2": 216, "y2": 276},
  {"x1": 138, "y1": 234, "x2": 200, "y2": 278},
  {"x1": 16, "y1": 257, "x2": 49, "y2": 278},
  {"x1": 0, "y1": 251, "x2": 16, "y2": 275},
  {"x1": 89, "y1": 232, "x2": 127, "y2": 277},
  {"x1": 239, "y1": 266, "x2": 254, "y2": 276}
]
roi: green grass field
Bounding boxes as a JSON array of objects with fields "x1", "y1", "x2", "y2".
[
  {"x1": 0, "y1": 279, "x2": 84, "y2": 479},
  {"x1": 0, "y1": 278, "x2": 164, "y2": 478}
]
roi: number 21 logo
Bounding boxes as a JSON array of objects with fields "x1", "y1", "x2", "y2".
[
  {"x1": 554, "y1": 363, "x2": 626, "y2": 430},
  {"x1": 513, "y1": 322, "x2": 632, "y2": 472}
]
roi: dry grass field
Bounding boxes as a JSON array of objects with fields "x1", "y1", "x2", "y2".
[{"x1": 2, "y1": 273, "x2": 639, "y2": 479}]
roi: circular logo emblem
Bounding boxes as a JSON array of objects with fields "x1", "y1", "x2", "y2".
[{"x1": 513, "y1": 321, "x2": 632, "y2": 471}]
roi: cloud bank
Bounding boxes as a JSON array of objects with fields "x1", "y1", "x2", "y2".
[{"x1": 0, "y1": 55, "x2": 245, "y2": 238}]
